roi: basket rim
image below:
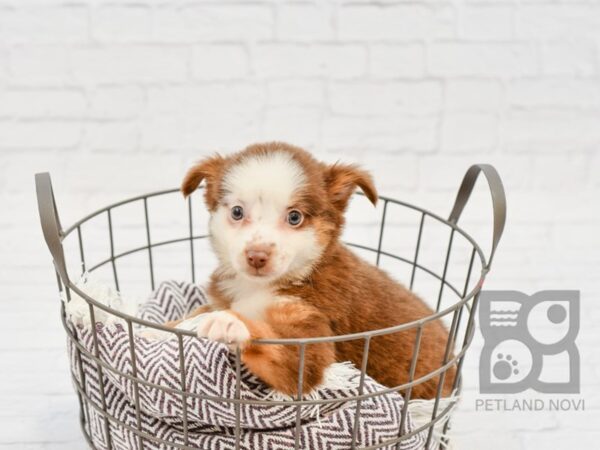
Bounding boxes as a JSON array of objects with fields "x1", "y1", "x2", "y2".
[{"x1": 58, "y1": 186, "x2": 488, "y2": 345}]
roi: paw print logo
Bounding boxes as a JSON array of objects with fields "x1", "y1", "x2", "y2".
[
  {"x1": 479, "y1": 291, "x2": 579, "y2": 394},
  {"x1": 493, "y1": 353, "x2": 519, "y2": 380}
]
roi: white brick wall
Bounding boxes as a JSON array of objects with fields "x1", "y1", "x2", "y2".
[{"x1": 0, "y1": 1, "x2": 598, "y2": 449}]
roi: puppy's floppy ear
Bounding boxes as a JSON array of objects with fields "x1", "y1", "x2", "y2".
[
  {"x1": 181, "y1": 154, "x2": 226, "y2": 210},
  {"x1": 324, "y1": 162, "x2": 378, "y2": 211}
]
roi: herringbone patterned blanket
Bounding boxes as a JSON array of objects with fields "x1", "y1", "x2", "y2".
[{"x1": 68, "y1": 280, "x2": 426, "y2": 449}]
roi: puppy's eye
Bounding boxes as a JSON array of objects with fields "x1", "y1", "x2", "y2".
[
  {"x1": 287, "y1": 210, "x2": 303, "y2": 227},
  {"x1": 231, "y1": 206, "x2": 244, "y2": 221}
]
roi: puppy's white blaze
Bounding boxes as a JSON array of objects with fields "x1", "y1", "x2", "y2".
[
  {"x1": 208, "y1": 149, "x2": 325, "y2": 289},
  {"x1": 282, "y1": 227, "x2": 323, "y2": 277},
  {"x1": 219, "y1": 277, "x2": 293, "y2": 320},
  {"x1": 223, "y1": 151, "x2": 305, "y2": 209}
]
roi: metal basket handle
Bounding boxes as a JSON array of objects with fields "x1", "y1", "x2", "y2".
[
  {"x1": 35, "y1": 172, "x2": 70, "y2": 284},
  {"x1": 448, "y1": 164, "x2": 506, "y2": 269}
]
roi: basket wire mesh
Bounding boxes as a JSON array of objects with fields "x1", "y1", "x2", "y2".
[{"x1": 35, "y1": 164, "x2": 506, "y2": 450}]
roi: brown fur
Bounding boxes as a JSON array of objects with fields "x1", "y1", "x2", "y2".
[{"x1": 174, "y1": 142, "x2": 455, "y2": 399}]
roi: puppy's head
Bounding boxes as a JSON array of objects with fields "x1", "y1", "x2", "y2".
[{"x1": 182, "y1": 143, "x2": 377, "y2": 282}]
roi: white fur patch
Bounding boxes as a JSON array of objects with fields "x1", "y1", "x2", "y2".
[
  {"x1": 218, "y1": 276, "x2": 294, "y2": 320},
  {"x1": 195, "y1": 310, "x2": 250, "y2": 349},
  {"x1": 222, "y1": 151, "x2": 305, "y2": 210}
]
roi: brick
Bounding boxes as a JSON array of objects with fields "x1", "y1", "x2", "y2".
[
  {"x1": 63, "y1": 154, "x2": 182, "y2": 194},
  {"x1": 263, "y1": 107, "x2": 320, "y2": 148},
  {"x1": 485, "y1": 155, "x2": 533, "y2": 191},
  {"x1": 9, "y1": 46, "x2": 71, "y2": 85},
  {"x1": 338, "y1": 5, "x2": 455, "y2": 40},
  {"x1": 1, "y1": 154, "x2": 67, "y2": 193},
  {"x1": 418, "y1": 155, "x2": 479, "y2": 191},
  {"x1": 183, "y1": 111, "x2": 261, "y2": 150},
  {"x1": 554, "y1": 223, "x2": 600, "y2": 251},
  {"x1": 517, "y1": 5, "x2": 600, "y2": 40},
  {"x1": 0, "y1": 5, "x2": 88, "y2": 44},
  {"x1": 459, "y1": 5, "x2": 514, "y2": 40},
  {"x1": 453, "y1": 408, "x2": 559, "y2": 433},
  {"x1": 502, "y1": 110, "x2": 600, "y2": 152},
  {"x1": 146, "y1": 86, "x2": 187, "y2": 115},
  {"x1": 445, "y1": 80, "x2": 504, "y2": 112},
  {"x1": 88, "y1": 86, "x2": 144, "y2": 120},
  {"x1": 321, "y1": 115, "x2": 438, "y2": 153},
  {"x1": 369, "y1": 44, "x2": 425, "y2": 79},
  {"x1": 509, "y1": 191, "x2": 600, "y2": 224},
  {"x1": 521, "y1": 431, "x2": 600, "y2": 450},
  {"x1": 253, "y1": 44, "x2": 366, "y2": 79},
  {"x1": 0, "y1": 40, "x2": 7, "y2": 82},
  {"x1": 143, "y1": 91, "x2": 263, "y2": 151},
  {"x1": 367, "y1": 153, "x2": 418, "y2": 191},
  {"x1": 139, "y1": 115, "x2": 186, "y2": 152},
  {"x1": 557, "y1": 408, "x2": 600, "y2": 431},
  {"x1": 92, "y1": 5, "x2": 152, "y2": 43},
  {"x1": 0, "y1": 89, "x2": 86, "y2": 119},
  {"x1": 147, "y1": 84, "x2": 263, "y2": 115},
  {"x1": 428, "y1": 43, "x2": 538, "y2": 77},
  {"x1": 191, "y1": 45, "x2": 248, "y2": 80},
  {"x1": 153, "y1": 5, "x2": 273, "y2": 42},
  {"x1": 541, "y1": 42, "x2": 596, "y2": 76},
  {"x1": 441, "y1": 113, "x2": 497, "y2": 152},
  {"x1": 71, "y1": 46, "x2": 188, "y2": 83},
  {"x1": 0, "y1": 121, "x2": 81, "y2": 150},
  {"x1": 328, "y1": 81, "x2": 442, "y2": 116},
  {"x1": 591, "y1": 153, "x2": 600, "y2": 187},
  {"x1": 267, "y1": 80, "x2": 325, "y2": 106},
  {"x1": 82, "y1": 121, "x2": 139, "y2": 153},
  {"x1": 276, "y1": 3, "x2": 334, "y2": 41},
  {"x1": 1, "y1": 349, "x2": 74, "y2": 396},
  {"x1": 531, "y1": 154, "x2": 589, "y2": 191},
  {"x1": 508, "y1": 80, "x2": 600, "y2": 108},
  {"x1": 141, "y1": 109, "x2": 260, "y2": 153}
]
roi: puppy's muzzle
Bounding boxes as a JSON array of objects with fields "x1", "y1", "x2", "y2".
[{"x1": 246, "y1": 247, "x2": 271, "y2": 269}]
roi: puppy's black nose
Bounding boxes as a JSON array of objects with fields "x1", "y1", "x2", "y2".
[{"x1": 246, "y1": 249, "x2": 269, "y2": 269}]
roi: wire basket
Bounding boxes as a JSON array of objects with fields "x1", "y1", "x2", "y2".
[{"x1": 35, "y1": 164, "x2": 505, "y2": 450}]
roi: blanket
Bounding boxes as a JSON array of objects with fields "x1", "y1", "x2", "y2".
[{"x1": 67, "y1": 279, "x2": 427, "y2": 449}]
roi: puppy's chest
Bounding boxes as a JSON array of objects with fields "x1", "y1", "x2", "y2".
[{"x1": 217, "y1": 278, "x2": 290, "y2": 320}]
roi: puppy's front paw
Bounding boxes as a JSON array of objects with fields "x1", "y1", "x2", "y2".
[{"x1": 196, "y1": 311, "x2": 250, "y2": 349}]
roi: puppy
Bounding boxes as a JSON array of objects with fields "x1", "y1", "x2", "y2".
[{"x1": 170, "y1": 142, "x2": 455, "y2": 400}]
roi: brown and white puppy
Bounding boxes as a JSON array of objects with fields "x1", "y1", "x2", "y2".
[{"x1": 170, "y1": 142, "x2": 454, "y2": 400}]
